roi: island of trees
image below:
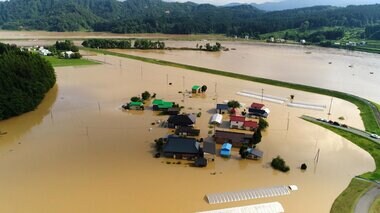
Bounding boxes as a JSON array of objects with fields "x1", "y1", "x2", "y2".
[{"x1": 0, "y1": 43, "x2": 56, "y2": 120}]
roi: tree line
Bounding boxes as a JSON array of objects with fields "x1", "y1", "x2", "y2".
[
  {"x1": 82, "y1": 39, "x2": 165, "y2": 49},
  {"x1": 0, "y1": 0, "x2": 380, "y2": 39},
  {"x1": 0, "y1": 43, "x2": 56, "y2": 120}
]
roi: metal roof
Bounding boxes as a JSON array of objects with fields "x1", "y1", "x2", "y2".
[
  {"x1": 203, "y1": 141, "x2": 216, "y2": 155},
  {"x1": 216, "y1": 104, "x2": 229, "y2": 110},
  {"x1": 210, "y1": 114, "x2": 223, "y2": 125},
  {"x1": 206, "y1": 185, "x2": 298, "y2": 205},
  {"x1": 163, "y1": 137, "x2": 200, "y2": 154}
]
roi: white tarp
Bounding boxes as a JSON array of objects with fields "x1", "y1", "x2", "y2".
[{"x1": 210, "y1": 114, "x2": 223, "y2": 125}]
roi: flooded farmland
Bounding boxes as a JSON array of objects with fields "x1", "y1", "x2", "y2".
[{"x1": 0, "y1": 49, "x2": 374, "y2": 213}]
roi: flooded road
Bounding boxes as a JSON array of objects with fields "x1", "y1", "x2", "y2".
[{"x1": 0, "y1": 53, "x2": 374, "y2": 212}]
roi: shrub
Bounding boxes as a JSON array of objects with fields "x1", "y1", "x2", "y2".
[
  {"x1": 227, "y1": 100, "x2": 240, "y2": 108},
  {"x1": 258, "y1": 117, "x2": 269, "y2": 130},
  {"x1": 130, "y1": 96, "x2": 141, "y2": 102},
  {"x1": 141, "y1": 91, "x2": 151, "y2": 100},
  {"x1": 271, "y1": 156, "x2": 290, "y2": 172}
]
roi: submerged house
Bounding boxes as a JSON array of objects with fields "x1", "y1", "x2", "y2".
[
  {"x1": 192, "y1": 85, "x2": 202, "y2": 94},
  {"x1": 128, "y1": 101, "x2": 144, "y2": 110},
  {"x1": 163, "y1": 137, "x2": 200, "y2": 160},
  {"x1": 152, "y1": 99, "x2": 174, "y2": 111},
  {"x1": 248, "y1": 108, "x2": 270, "y2": 118},
  {"x1": 216, "y1": 104, "x2": 229, "y2": 114},
  {"x1": 175, "y1": 126, "x2": 200, "y2": 136},
  {"x1": 167, "y1": 114, "x2": 196, "y2": 128},
  {"x1": 220, "y1": 143, "x2": 232, "y2": 158},
  {"x1": 243, "y1": 121, "x2": 258, "y2": 131},
  {"x1": 250, "y1": 102, "x2": 265, "y2": 110},
  {"x1": 230, "y1": 115, "x2": 246, "y2": 129},
  {"x1": 166, "y1": 107, "x2": 181, "y2": 115},
  {"x1": 210, "y1": 113, "x2": 223, "y2": 125},
  {"x1": 245, "y1": 148, "x2": 263, "y2": 160},
  {"x1": 214, "y1": 130, "x2": 253, "y2": 147}
]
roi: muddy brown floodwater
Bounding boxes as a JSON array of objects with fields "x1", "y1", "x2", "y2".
[{"x1": 0, "y1": 50, "x2": 374, "y2": 212}]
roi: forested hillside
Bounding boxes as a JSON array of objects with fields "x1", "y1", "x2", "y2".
[
  {"x1": 0, "y1": 43, "x2": 56, "y2": 120},
  {"x1": 0, "y1": 0, "x2": 379, "y2": 37}
]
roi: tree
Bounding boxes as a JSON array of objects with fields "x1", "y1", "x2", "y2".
[
  {"x1": 141, "y1": 91, "x2": 151, "y2": 100},
  {"x1": 258, "y1": 118, "x2": 269, "y2": 131},
  {"x1": 252, "y1": 129, "x2": 262, "y2": 145},
  {"x1": 271, "y1": 156, "x2": 290, "y2": 172},
  {"x1": 227, "y1": 100, "x2": 240, "y2": 109},
  {"x1": 130, "y1": 96, "x2": 141, "y2": 102},
  {"x1": 201, "y1": 85, "x2": 207, "y2": 93},
  {"x1": 239, "y1": 143, "x2": 249, "y2": 159},
  {"x1": 290, "y1": 94, "x2": 294, "y2": 102}
]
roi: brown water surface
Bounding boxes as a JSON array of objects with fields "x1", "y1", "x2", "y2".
[{"x1": 0, "y1": 53, "x2": 374, "y2": 212}]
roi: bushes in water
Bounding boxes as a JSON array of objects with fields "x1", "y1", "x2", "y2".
[{"x1": 271, "y1": 156, "x2": 290, "y2": 172}]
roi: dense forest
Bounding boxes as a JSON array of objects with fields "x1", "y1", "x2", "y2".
[
  {"x1": 0, "y1": 43, "x2": 56, "y2": 120},
  {"x1": 0, "y1": 0, "x2": 380, "y2": 37}
]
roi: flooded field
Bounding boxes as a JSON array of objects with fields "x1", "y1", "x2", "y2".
[
  {"x1": 0, "y1": 52, "x2": 374, "y2": 212},
  {"x1": 111, "y1": 41, "x2": 380, "y2": 103}
]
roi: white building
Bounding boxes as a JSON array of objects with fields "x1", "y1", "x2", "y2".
[
  {"x1": 210, "y1": 114, "x2": 223, "y2": 125},
  {"x1": 230, "y1": 115, "x2": 245, "y2": 129}
]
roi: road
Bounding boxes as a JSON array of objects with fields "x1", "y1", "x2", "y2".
[
  {"x1": 301, "y1": 115, "x2": 380, "y2": 144},
  {"x1": 355, "y1": 184, "x2": 380, "y2": 213}
]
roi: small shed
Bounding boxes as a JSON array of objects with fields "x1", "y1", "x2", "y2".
[
  {"x1": 166, "y1": 107, "x2": 180, "y2": 115},
  {"x1": 216, "y1": 104, "x2": 229, "y2": 114},
  {"x1": 248, "y1": 108, "x2": 269, "y2": 118},
  {"x1": 192, "y1": 85, "x2": 201, "y2": 93},
  {"x1": 230, "y1": 115, "x2": 245, "y2": 129},
  {"x1": 210, "y1": 114, "x2": 223, "y2": 125},
  {"x1": 152, "y1": 99, "x2": 174, "y2": 111},
  {"x1": 203, "y1": 141, "x2": 216, "y2": 155},
  {"x1": 220, "y1": 143, "x2": 232, "y2": 158}
]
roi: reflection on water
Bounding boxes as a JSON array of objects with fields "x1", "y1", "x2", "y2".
[{"x1": 0, "y1": 52, "x2": 374, "y2": 213}]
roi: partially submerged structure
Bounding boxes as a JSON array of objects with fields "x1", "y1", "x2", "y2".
[
  {"x1": 230, "y1": 115, "x2": 245, "y2": 129},
  {"x1": 152, "y1": 99, "x2": 174, "y2": 111},
  {"x1": 243, "y1": 120, "x2": 258, "y2": 131},
  {"x1": 216, "y1": 104, "x2": 229, "y2": 114},
  {"x1": 175, "y1": 126, "x2": 200, "y2": 136},
  {"x1": 214, "y1": 130, "x2": 253, "y2": 147},
  {"x1": 163, "y1": 137, "x2": 200, "y2": 160},
  {"x1": 192, "y1": 85, "x2": 202, "y2": 94},
  {"x1": 167, "y1": 114, "x2": 196, "y2": 128},
  {"x1": 248, "y1": 108, "x2": 270, "y2": 118},
  {"x1": 245, "y1": 148, "x2": 263, "y2": 160},
  {"x1": 210, "y1": 113, "x2": 223, "y2": 125},
  {"x1": 220, "y1": 143, "x2": 232, "y2": 158}
]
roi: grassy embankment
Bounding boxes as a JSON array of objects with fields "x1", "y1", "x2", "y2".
[
  {"x1": 331, "y1": 179, "x2": 374, "y2": 213},
  {"x1": 370, "y1": 196, "x2": 380, "y2": 213},
  {"x1": 83, "y1": 47, "x2": 380, "y2": 135},
  {"x1": 43, "y1": 56, "x2": 100, "y2": 67}
]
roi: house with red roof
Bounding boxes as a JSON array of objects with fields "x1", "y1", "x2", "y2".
[
  {"x1": 243, "y1": 121, "x2": 258, "y2": 131},
  {"x1": 230, "y1": 115, "x2": 246, "y2": 129},
  {"x1": 251, "y1": 102, "x2": 265, "y2": 110}
]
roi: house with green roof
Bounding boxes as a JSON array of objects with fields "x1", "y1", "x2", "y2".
[
  {"x1": 192, "y1": 85, "x2": 201, "y2": 94},
  {"x1": 129, "y1": 101, "x2": 144, "y2": 110},
  {"x1": 152, "y1": 99, "x2": 174, "y2": 111}
]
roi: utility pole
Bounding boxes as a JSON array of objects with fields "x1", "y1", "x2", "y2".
[
  {"x1": 261, "y1": 88, "x2": 264, "y2": 103},
  {"x1": 140, "y1": 65, "x2": 143, "y2": 80},
  {"x1": 214, "y1": 82, "x2": 218, "y2": 103},
  {"x1": 287, "y1": 112, "x2": 290, "y2": 131},
  {"x1": 328, "y1": 97, "x2": 333, "y2": 115}
]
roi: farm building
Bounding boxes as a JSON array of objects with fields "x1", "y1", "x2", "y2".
[
  {"x1": 163, "y1": 137, "x2": 200, "y2": 160},
  {"x1": 175, "y1": 126, "x2": 200, "y2": 136},
  {"x1": 214, "y1": 130, "x2": 253, "y2": 147},
  {"x1": 230, "y1": 115, "x2": 246, "y2": 129},
  {"x1": 216, "y1": 104, "x2": 229, "y2": 114},
  {"x1": 243, "y1": 121, "x2": 258, "y2": 131},
  {"x1": 152, "y1": 99, "x2": 174, "y2": 111},
  {"x1": 167, "y1": 114, "x2": 196, "y2": 128}
]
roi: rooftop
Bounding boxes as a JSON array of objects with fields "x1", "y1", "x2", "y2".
[
  {"x1": 163, "y1": 137, "x2": 200, "y2": 154},
  {"x1": 230, "y1": 115, "x2": 246, "y2": 122},
  {"x1": 243, "y1": 121, "x2": 258, "y2": 128},
  {"x1": 251, "y1": 102, "x2": 265, "y2": 109},
  {"x1": 216, "y1": 103, "x2": 229, "y2": 110},
  {"x1": 192, "y1": 85, "x2": 201, "y2": 90}
]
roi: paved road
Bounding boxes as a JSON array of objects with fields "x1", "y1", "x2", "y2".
[
  {"x1": 355, "y1": 185, "x2": 380, "y2": 213},
  {"x1": 301, "y1": 115, "x2": 380, "y2": 144}
]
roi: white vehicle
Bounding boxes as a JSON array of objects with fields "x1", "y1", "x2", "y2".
[{"x1": 370, "y1": 133, "x2": 380, "y2": 139}]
